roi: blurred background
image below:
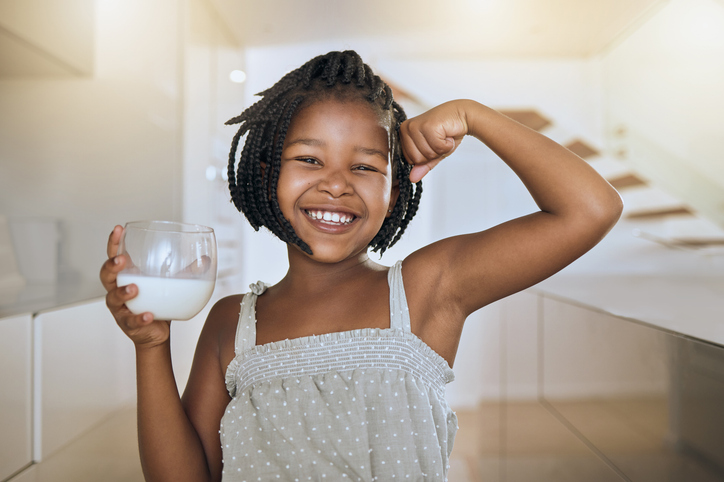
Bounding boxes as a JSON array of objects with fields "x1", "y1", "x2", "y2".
[{"x1": 1, "y1": 0, "x2": 724, "y2": 481}]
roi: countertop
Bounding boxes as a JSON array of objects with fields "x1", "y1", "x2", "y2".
[
  {"x1": 535, "y1": 273, "x2": 724, "y2": 347},
  {"x1": 0, "y1": 278, "x2": 106, "y2": 318}
]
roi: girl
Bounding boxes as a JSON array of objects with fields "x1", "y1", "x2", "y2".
[{"x1": 100, "y1": 50, "x2": 622, "y2": 482}]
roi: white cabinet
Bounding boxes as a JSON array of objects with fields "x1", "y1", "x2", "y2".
[
  {"x1": 0, "y1": 313, "x2": 32, "y2": 481},
  {"x1": 33, "y1": 299, "x2": 135, "y2": 461}
]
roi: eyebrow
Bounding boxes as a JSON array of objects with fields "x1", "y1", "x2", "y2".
[
  {"x1": 286, "y1": 138, "x2": 388, "y2": 161},
  {"x1": 286, "y1": 138, "x2": 324, "y2": 148}
]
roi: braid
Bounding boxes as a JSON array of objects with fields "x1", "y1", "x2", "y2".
[{"x1": 226, "y1": 50, "x2": 423, "y2": 255}]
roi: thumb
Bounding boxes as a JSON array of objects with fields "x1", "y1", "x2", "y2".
[{"x1": 410, "y1": 158, "x2": 443, "y2": 183}]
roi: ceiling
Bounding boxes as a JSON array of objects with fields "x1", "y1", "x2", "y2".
[{"x1": 208, "y1": 0, "x2": 665, "y2": 57}]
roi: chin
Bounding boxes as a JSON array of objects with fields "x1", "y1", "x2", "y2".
[{"x1": 301, "y1": 244, "x2": 369, "y2": 264}]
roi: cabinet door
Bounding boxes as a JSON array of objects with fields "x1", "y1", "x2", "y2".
[
  {"x1": 34, "y1": 299, "x2": 135, "y2": 461},
  {"x1": 0, "y1": 313, "x2": 32, "y2": 480}
]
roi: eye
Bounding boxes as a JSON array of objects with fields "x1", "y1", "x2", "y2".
[
  {"x1": 297, "y1": 157, "x2": 320, "y2": 165},
  {"x1": 353, "y1": 164, "x2": 379, "y2": 172}
]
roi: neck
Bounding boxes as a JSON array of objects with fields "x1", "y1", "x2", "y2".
[{"x1": 279, "y1": 246, "x2": 383, "y2": 294}]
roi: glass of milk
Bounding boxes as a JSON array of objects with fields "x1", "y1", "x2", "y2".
[{"x1": 116, "y1": 221, "x2": 217, "y2": 321}]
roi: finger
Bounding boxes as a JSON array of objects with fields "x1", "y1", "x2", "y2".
[
  {"x1": 400, "y1": 122, "x2": 433, "y2": 166},
  {"x1": 105, "y1": 283, "x2": 139, "y2": 311},
  {"x1": 99, "y1": 255, "x2": 126, "y2": 291},
  {"x1": 121, "y1": 311, "x2": 155, "y2": 332},
  {"x1": 425, "y1": 130, "x2": 457, "y2": 157},
  {"x1": 407, "y1": 123, "x2": 444, "y2": 161},
  {"x1": 107, "y1": 225, "x2": 124, "y2": 259},
  {"x1": 399, "y1": 120, "x2": 420, "y2": 164}
]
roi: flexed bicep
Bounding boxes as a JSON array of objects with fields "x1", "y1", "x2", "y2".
[{"x1": 403, "y1": 100, "x2": 622, "y2": 321}]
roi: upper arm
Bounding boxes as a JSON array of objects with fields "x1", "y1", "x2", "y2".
[
  {"x1": 405, "y1": 202, "x2": 621, "y2": 319},
  {"x1": 180, "y1": 296, "x2": 240, "y2": 481}
]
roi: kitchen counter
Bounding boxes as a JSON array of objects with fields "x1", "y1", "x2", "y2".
[
  {"x1": 535, "y1": 273, "x2": 724, "y2": 347},
  {"x1": 0, "y1": 278, "x2": 106, "y2": 319}
]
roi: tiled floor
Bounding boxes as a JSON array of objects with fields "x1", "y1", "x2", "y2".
[
  {"x1": 8, "y1": 406, "x2": 144, "y2": 482},
  {"x1": 448, "y1": 398, "x2": 724, "y2": 482},
  {"x1": 9, "y1": 399, "x2": 724, "y2": 482}
]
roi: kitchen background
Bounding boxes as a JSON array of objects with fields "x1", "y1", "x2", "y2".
[{"x1": 1, "y1": 0, "x2": 724, "y2": 480}]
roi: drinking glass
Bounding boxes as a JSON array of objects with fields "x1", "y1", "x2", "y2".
[{"x1": 116, "y1": 221, "x2": 217, "y2": 321}]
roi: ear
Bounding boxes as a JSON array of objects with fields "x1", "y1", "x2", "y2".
[{"x1": 386, "y1": 181, "x2": 400, "y2": 218}]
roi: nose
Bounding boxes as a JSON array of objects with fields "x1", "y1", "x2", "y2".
[{"x1": 317, "y1": 167, "x2": 353, "y2": 197}]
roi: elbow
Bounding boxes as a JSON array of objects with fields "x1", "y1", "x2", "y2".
[{"x1": 589, "y1": 187, "x2": 624, "y2": 234}]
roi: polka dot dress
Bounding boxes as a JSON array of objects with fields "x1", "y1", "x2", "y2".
[{"x1": 220, "y1": 261, "x2": 458, "y2": 481}]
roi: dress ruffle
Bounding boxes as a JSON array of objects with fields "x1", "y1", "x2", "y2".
[{"x1": 225, "y1": 324, "x2": 454, "y2": 399}]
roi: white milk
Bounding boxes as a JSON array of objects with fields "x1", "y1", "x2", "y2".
[{"x1": 117, "y1": 274, "x2": 215, "y2": 320}]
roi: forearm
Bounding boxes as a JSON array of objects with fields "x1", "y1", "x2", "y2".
[
  {"x1": 136, "y1": 341, "x2": 213, "y2": 482},
  {"x1": 461, "y1": 100, "x2": 623, "y2": 225}
]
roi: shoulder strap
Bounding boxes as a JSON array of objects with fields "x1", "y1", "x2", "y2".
[
  {"x1": 233, "y1": 282, "x2": 268, "y2": 355},
  {"x1": 387, "y1": 260, "x2": 411, "y2": 332}
]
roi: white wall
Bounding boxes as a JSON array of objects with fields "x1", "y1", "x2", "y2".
[
  {"x1": 0, "y1": 0, "x2": 247, "y2": 414},
  {"x1": 602, "y1": 0, "x2": 724, "y2": 189},
  {"x1": 0, "y1": 0, "x2": 183, "y2": 283},
  {"x1": 181, "y1": 0, "x2": 246, "y2": 278},
  {"x1": 0, "y1": 0, "x2": 95, "y2": 75}
]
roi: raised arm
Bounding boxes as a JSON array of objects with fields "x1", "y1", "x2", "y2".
[{"x1": 400, "y1": 100, "x2": 623, "y2": 320}]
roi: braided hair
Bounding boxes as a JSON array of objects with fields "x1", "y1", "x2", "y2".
[{"x1": 226, "y1": 50, "x2": 422, "y2": 256}]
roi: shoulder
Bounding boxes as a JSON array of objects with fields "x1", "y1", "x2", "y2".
[
  {"x1": 200, "y1": 294, "x2": 246, "y2": 349},
  {"x1": 210, "y1": 293, "x2": 247, "y2": 317},
  {"x1": 193, "y1": 293, "x2": 248, "y2": 377},
  {"x1": 400, "y1": 241, "x2": 455, "y2": 298},
  {"x1": 197, "y1": 294, "x2": 245, "y2": 332},
  {"x1": 399, "y1": 240, "x2": 468, "y2": 325}
]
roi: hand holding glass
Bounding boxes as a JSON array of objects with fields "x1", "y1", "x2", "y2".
[{"x1": 116, "y1": 221, "x2": 217, "y2": 321}]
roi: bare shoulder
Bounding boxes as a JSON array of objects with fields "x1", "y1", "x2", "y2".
[
  {"x1": 203, "y1": 294, "x2": 247, "y2": 369},
  {"x1": 182, "y1": 293, "x2": 246, "y2": 407},
  {"x1": 400, "y1": 239, "x2": 467, "y2": 326},
  {"x1": 208, "y1": 294, "x2": 246, "y2": 324}
]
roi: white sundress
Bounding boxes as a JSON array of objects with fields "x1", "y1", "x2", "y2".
[{"x1": 220, "y1": 261, "x2": 458, "y2": 481}]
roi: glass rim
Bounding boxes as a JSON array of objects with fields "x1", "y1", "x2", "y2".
[{"x1": 123, "y1": 220, "x2": 214, "y2": 234}]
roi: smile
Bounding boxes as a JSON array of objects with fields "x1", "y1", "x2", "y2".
[{"x1": 305, "y1": 209, "x2": 356, "y2": 225}]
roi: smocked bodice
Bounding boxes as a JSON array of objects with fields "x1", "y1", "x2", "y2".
[{"x1": 220, "y1": 261, "x2": 457, "y2": 481}]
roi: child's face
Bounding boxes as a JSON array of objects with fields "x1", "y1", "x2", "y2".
[{"x1": 277, "y1": 98, "x2": 398, "y2": 263}]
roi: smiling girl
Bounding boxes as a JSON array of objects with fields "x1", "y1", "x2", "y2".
[{"x1": 100, "y1": 50, "x2": 622, "y2": 482}]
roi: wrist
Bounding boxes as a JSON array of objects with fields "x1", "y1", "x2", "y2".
[
  {"x1": 456, "y1": 99, "x2": 487, "y2": 138},
  {"x1": 135, "y1": 338, "x2": 171, "y2": 357}
]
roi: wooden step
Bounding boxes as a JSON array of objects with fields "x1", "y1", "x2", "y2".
[
  {"x1": 565, "y1": 139, "x2": 599, "y2": 159},
  {"x1": 609, "y1": 173, "x2": 647, "y2": 189},
  {"x1": 670, "y1": 238, "x2": 724, "y2": 248},
  {"x1": 626, "y1": 206, "x2": 693, "y2": 220},
  {"x1": 381, "y1": 77, "x2": 425, "y2": 107},
  {"x1": 498, "y1": 109, "x2": 551, "y2": 131}
]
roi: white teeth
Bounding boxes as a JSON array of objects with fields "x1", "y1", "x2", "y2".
[{"x1": 306, "y1": 210, "x2": 354, "y2": 225}]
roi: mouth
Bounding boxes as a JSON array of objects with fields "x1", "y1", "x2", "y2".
[{"x1": 304, "y1": 209, "x2": 356, "y2": 226}]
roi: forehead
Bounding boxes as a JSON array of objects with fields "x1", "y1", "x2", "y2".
[{"x1": 285, "y1": 98, "x2": 390, "y2": 149}]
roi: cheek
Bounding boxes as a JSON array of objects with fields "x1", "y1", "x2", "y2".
[
  {"x1": 276, "y1": 170, "x2": 319, "y2": 223},
  {"x1": 275, "y1": 169, "x2": 300, "y2": 214},
  {"x1": 362, "y1": 177, "x2": 393, "y2": 212}
]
